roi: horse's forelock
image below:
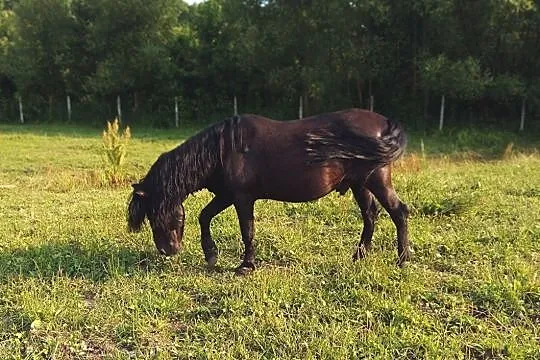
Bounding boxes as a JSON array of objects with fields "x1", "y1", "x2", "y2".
[{"x1": 128, "y1": 192, "x2": 147, "y2": 232}]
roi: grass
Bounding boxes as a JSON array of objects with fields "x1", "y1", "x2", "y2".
[{"x1": 0, "y1": 122, "x2": 539, "y2": 359}]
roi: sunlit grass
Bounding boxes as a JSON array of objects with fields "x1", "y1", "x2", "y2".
[{"x1": 0, "y1": 123, "x2": 539, "y2": 358}]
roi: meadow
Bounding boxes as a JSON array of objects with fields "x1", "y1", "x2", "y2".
[{"x1": 0, "y1": 122, "x2": 539, "y2": 359}]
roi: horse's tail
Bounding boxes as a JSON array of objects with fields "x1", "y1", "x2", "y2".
[
  {"x1": 376, "y1": 118, "x2": 408, "y2": 164},
  {"x1": 306, "y1": 118, "x2": 407, "y2": 166},
  {"x1": 127, "y1": 191, "x2": 147, "y2": 232}
]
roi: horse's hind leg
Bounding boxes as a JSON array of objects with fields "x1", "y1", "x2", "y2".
[
  {"x1": 351, "y1": 186, "x2": 378, "y2": 261},
  {"x1": 366, "y1": 166, "x2": 410, "y2": 267},
  {"x1": 199, "y1": 195, "x2": 233, "y2": 267}
]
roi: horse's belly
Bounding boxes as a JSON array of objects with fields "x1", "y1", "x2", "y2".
[{"x1": 258, "y1": 164, "x2": 345, "y2": 202}]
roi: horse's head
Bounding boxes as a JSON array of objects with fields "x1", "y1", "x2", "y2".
[{"x1": 128, "y1": 183, "x2": 185, "y2": 256}]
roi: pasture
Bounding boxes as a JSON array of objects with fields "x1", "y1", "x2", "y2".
[{"x1": 0, "y1": 123, "x2": 539, "y2": 359}]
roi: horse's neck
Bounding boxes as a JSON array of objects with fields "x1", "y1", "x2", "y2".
[{"x1": 174, "y1": 134, "x2": 220, "y2": 199}]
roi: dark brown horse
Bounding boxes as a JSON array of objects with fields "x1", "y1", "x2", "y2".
[{"x1": 128, "y1": 109, "x2": 410, "y2": 275}]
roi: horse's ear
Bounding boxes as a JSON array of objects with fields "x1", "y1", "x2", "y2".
[{"x1": 132, "y1": 183, "x2": 147, "y2": 197}]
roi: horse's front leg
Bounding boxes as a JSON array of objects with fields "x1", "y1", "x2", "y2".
[
  {"x1": 199, "y1": 195, "x2": 233, "y2": 267},
  {"x1": 233, "y1": 195, "x2": 256, "y2": 275}
]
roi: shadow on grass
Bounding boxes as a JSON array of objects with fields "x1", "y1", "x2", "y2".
[
  {"x1": 0, "y1": 240, "x2": 254, "y2": 283},
  {"x1": 0, "y1": 242, "x2": 177, "y2": 283},
  {"x1": 506, "y1": 187, "x2": 540, "y2": 198}
]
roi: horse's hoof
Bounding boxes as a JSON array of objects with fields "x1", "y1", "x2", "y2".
[
  {"x1": 352, "y1": 244, "x2": 369, "y2": 261},
  {"x1": 206, "y1": 255, "x2": 218, "y2": 268},
  {"x1": 235, "y1": 267, "x2": 253, "y2": 276},
  {"x1": 396, "y1": 251, "x2": 411, "y2": 268},
  {"x1": 235, "y1": 263, "x2": 255, "y2": 276}
]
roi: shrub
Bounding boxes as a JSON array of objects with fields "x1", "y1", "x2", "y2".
[{"x1": 102, "y1": 118, "x2": 131, "y2": 185}]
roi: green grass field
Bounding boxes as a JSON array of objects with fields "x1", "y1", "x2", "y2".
[{"x1": 0, "y1": 123, "x2": 539, "y2": 359}]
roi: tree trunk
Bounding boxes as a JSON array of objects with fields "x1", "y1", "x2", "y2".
[
  {"x1": 233, "y1": 95, "x2": 238, "y2": 116},
  {"x1": 423, "y1": 89, "x2": 430, "y2": 122},
  {"x1": 356, "y1": 79, "x2": 364, "y2": 108},
  {"x1": 412, "y1": 15, "x2": 417, "y2": 95},
  {"x1": 48, "y1": 95, "x2": 53, "y2": 121},
  {"x1": 520, "y1": 98, "x2": 526, "y2": 132},
  {"x1": 368, "y1": 80, "x2": 373, "y2": 111},
  {"x1": 298, "y1": 96, "x2": 303, "y2": 119},
  {"x1": 439, "y1": 94, "x2": 445, "y2": 131},
  {"x1": 133, "y1": 92, "x2": 139, "y2": 112}
]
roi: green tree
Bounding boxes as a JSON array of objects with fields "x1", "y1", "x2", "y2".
[
  {"x1": 0, "y1": 0, "x2": 539, "y2": 129},
  {"x1": 0, "y1": 2, "x2": 15, "y2": 119},
  {"x1": 85, "y1": 0, "x2": 182, "y2": 112},
  {"x1": 421, "y1": 55, "x2": 491, "y2": 130},
  {"x1": 485, "y1": 0, "x2": 539, "y2": 131},
  {"x1": 4, "y1": 0, "x2": 77, "y2": 119}
]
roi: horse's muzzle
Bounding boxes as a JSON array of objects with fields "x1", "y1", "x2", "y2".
[
  {"x1": 153, "y1": 205, "x2": 185, "y2": 256},
  {"x1": 158, "y1": 240, "x2": 180, "y2": 256}
]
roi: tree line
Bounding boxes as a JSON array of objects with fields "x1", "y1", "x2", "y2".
[{"x1": 0, "y1": 0, "x2": 539, "y2": 130}]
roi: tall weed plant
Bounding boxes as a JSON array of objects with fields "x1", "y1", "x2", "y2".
[{"x1": 102, "y1": 118, "x2": 131, "y2": 185}]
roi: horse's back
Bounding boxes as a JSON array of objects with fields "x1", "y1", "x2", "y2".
[
  {"x1": 242, "y1": 108, "x2": 389, "y2": 138},
  {"x1": 235, "y1": 108, "x2": 392, "y2": 167}
]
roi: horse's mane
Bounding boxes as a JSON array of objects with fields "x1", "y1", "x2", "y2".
[{"x1": 140, "y1": 120, "x2": 227, "y2": 225}]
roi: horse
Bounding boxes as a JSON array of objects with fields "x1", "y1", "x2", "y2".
[{"x1": 127, "y1": 109, "x2": 410, "y2": 275}]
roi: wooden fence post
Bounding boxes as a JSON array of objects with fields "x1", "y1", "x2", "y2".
[
  {"x1": 67, "y1": 95, "x2": 72, "y2": 122},
  {"x1": 175, "y1": 96, "x2": 179, "y2": 128},
  {"x1": 18, "y1": 96, "x2": 24, "y2": 124},
  {"x1": 439, "y1": 94, "x2": 445, "y2": 131},
  {"x1": 116, "y1": 95, "x2": 122, "y2": 121},
  {"x1": 519, "y1": 98, "x2": 526, "y2": 132}
]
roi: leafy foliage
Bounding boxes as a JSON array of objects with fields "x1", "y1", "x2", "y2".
[
  {"x1": 421, "y1": 55, "x2": 491, "y2": 101},
  {"x1": 0, "y1": 0, "x2": 539, "y2": 127},
  {"x1": 488, "y1": 74, "x2": 526, "y2": 103}
]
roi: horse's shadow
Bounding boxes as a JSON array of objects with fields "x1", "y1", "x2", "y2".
[
  {"x1": 0, "y1": 240, "x2": 258, "y2": 283},
  {"x1": 0, "y1": 241, "x2": 193, "y2": 283}
]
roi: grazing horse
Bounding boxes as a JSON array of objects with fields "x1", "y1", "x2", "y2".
[{"x1": 128, "y1": 109, "x2": 410, "y2": 275}]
